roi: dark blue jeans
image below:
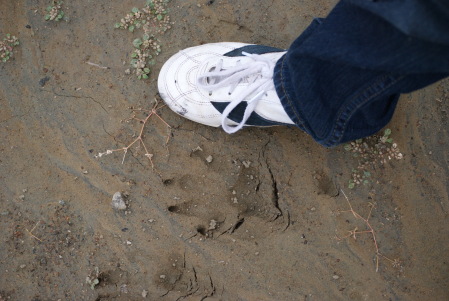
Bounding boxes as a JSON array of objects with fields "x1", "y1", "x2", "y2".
[{"x1": 274, "y1": 0, "x2": 449, "y2": 147}]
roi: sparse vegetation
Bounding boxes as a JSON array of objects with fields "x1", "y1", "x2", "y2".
[
  {"x1": 86, "y1": 267, "x2": 101, "y2": 290},
  {"x1": 0, "y1": 34, "x2": 19, "y2": 63},
  {"x1": 344, "y1": 129, "x2": 403, "y2": 189},
  {"x1": 45, "y1": 1, "x2": 65, "y2": 21},
  {"x1": 115, "y1": 0, "x2": 172, "y2": 79}
]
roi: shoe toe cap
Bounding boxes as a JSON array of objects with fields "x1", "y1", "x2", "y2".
[{"x1": 158, "y1": 43, "x2": 249, "y2": 127}]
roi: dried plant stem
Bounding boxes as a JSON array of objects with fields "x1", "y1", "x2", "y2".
[
  {"x1": 337, "y1": 189, "x2": 399, "y2": 272},
  {"x1": 86, "y1": 61, "x2": 109, "y2": 69},
  {"x1": 97, "y1": 99, "x2": 171, "y2": 168},
  {"x1": 26, "y1": 220, "x2": 43, "y2": 242}
]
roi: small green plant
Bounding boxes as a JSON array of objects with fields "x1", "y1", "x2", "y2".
[
  {"x1": 0, "y1": 34, "x2": 19, "y2": 63},
  {"x1": 45, "y1": 1, "x2": 65, "y2": 21},
  {"x1": 115, "y1": 0, "x2": 172, "y2": 79},
  {"x1": 114, "y1": 0, "x2": 172, "y2": 34},
  {"x1": 344, "y1": 129, "x2": 403, "y2": 189},
  {"x1": 86, "y1": 267, "x2": 100, "y2": 290},
  {"x1": 130, "y1": 34, "x2": 162, "y2": 79},
  {"x1": 348, "y1": 170, "x2": 371, "y2": 189}
]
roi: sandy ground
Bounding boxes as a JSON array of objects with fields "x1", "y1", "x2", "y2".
[{"x1": 1, "y1": 0, "x2": 448, "y2": 300}]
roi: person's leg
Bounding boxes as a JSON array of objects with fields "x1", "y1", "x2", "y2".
[
  {"x1": 275, "y1": 0, "x2": 449, "y2": 146},
  {"x1": 158, "y1": 0, "x2": 449, "y2": 146},
  {"x1": 347, "y1": 0, "x2": 449, "y2": 46}
]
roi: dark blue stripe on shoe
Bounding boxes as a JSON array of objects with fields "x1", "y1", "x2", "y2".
[
  {"x1": 221, "y1": 45, "x2": 289, "y2": 127},
  {"x1": 224, "y1": 45, "x2": 285, "y2": 57},
  {"x1": 211, "y1": 101, "x2": 291, "y2": 127}
]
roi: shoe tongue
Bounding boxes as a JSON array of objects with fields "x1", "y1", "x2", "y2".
[{"x1": 209, "y1": 57, "x2": 260, "y2": 83}]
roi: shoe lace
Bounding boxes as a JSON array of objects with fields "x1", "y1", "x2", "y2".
[{"x1": 197, "y1": 52, "x2": 275, "y2": 133}]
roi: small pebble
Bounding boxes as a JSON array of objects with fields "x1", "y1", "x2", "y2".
[
  {"x1": 120, "y1": 284, "x2": 128, "y2": 293},
  {"x1": 206, "y1": 155, "x2": 213, "y2": 163},
  {"x1": 39, "y1": 76, "x2": 50, "y2": 87},
  {"x1": 142, "y1": 290, "x2": 148, "y2": 298},
  {"x1": 159, "y1": 274, "x2": 166, "y2": 279},
  {"x1": 208, "y1": 219, "x2": 217, "y2": 230},
  {"x1": 333, "y1": 275, "x2": 339, "y2": 280},
  {"x1": 242, "y1": 160, "x2": 251, "y2": 168},
  {"x1": 112, "y1": 192, "x2": 127, "y2": 210}
]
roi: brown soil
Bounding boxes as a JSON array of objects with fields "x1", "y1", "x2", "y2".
[{"x1": 1, "y1": 0, "x2": 448, "y2": 300}]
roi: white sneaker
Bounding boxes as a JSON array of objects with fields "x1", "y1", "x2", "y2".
[{"x1": 157, "y1": 42, "x2": 294, "y2": 133}]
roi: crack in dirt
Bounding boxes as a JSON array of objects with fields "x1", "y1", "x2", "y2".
[
  {"x1": 166, "y1": 252, "x2": 219, "y2": 301},
  {"x1": 42, "y1": 88, "x2": 109, "y2": 113},
  {"x1": 159, "y1": 267, "x2": 184, "y2": 298},
  {"x1": 200, "y1": 274, "x2": 216, "y2": 301},
  {"x1": 266, "y1": 161, "x2": 282, "y2": 219},
  {"x1": 101, "y1": 123, "x2": 116, "y2": 140},
  {"x1": 176, "y1": 265, "x2": 200, "y2": 301},
  {"x1": 283, "y1": 209, "x2": 291, "y2": 231},
  {"x1": 260, "y1": 139, "x2": 283, "y2": 220},
  {"x1": 219, "y1": 217, "x2": 245, "y2": 236}
]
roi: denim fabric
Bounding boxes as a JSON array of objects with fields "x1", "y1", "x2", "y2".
[
  {"x1": 347, "y1": 0, "x2": 449, "y2": 45},
  {"x1": 274, "y1": 0, "x2": 449, "y2": 147}
]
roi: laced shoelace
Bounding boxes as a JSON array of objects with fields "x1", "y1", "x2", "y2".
[{"x1": 197, "y1": 52, "x2": 275, "y2": 133}]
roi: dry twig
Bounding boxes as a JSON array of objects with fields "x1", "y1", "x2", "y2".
[
  {"x1": 86, "y1": 61, "x2": 109, "y2": 69},
  {"x1": 336, "y1": 189, "x2": 400, "y2": 272},
  {"x1": 26, "y1": 220, "x2": 43, "y2": 242},
  {"x1": 96, "y1": 98, "x2": 171, "y2": 168}
]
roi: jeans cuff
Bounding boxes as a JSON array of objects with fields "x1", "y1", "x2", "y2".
[{"x1": 274, "y1": 54, "x2": 307, "y2": 133}]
